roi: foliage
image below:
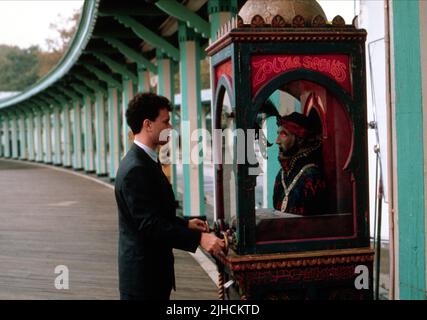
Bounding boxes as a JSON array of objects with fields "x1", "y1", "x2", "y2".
[
  {"x1": 0, "y1": 45, "x2": 40, "y2": 91},
  {"x1": 0, "y1": 9, "x2": 81, "y2": 92},
  {"x1": 45, "y1": 10, "x2": 81, "y2": 54},
  {"x1": 37, "y1": 10, "x2": 81, "y2": 79}
]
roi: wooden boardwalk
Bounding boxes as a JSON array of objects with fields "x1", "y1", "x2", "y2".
[{"x1": 0, "y1": 159, "x2": 218, "y2": 300}]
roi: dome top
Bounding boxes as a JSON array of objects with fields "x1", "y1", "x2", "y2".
[{"x1": 238, "y1": 0, "x2": 327, "y2": 27}]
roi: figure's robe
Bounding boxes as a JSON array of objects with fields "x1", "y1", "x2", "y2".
[{"x1": 273, "y1": 147, "x2": 326, "y2": 215}]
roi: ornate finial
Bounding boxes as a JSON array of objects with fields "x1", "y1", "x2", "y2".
[
  {"x1": 312, "y1": 14, "x2": 326, "y2": 27},
  {"x1": 352, "y1": 15, "x2": 359, "y2": 28},
  {"x1": 237, "y1": 15, "x2": 244, "y2": 27},
  {"x1": 332, "y1": 15, "x2": 346, "y2": 27},
  {"x1": 271, "y1": 15, "x2": 287, "y2": 28},
  {"x1": 251, "y1": 15, "x2": 266, "y2": 27},
  {"x1": 292, "y1": 15, "x2": 305, "y2": 27}
]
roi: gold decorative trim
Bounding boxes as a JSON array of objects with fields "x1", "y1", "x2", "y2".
[
  {"x1": 206, "y1": 30, "x2": 367, "y2": 56},
  {"x1": 214, "y1": 247, "x2": 375, "y2": 272}
]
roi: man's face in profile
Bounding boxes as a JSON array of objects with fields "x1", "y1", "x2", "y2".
[
  {"x1": 150, "y1": 108, "x2": 172, "y2": 146},
  {"x1": 276, "y1": 126, "x2": 296, "y2": 158}
]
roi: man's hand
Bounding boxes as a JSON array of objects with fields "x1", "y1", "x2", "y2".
[
  {"x1": 200, "y1": 233, "x2": 225, "y2": 256},
  {"x1": 188, "y1": 218, "x2": 209, "y2": 232}
]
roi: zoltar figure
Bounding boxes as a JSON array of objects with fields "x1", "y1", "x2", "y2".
[{"x1": 273, "y1": 112, "x2": 326, "y2": 215}]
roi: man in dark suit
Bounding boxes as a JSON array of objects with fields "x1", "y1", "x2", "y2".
[{"x1": 115, "y1": 92, "x2": 224, "y2": 300}]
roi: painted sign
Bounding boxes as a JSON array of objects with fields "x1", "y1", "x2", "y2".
[{"x1": 251, "y1": 54, "x2": 351, "y2": 97}]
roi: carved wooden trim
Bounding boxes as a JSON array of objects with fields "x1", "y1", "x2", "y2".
[
  {"x1": 251, "y1": 15, "x2": 266, "y2": 28},
  {"x1": 206, "y1": 30, "x2": 367, "y2": 56},
  {"x1": 332, "y1": 15, "x2": 346, "y2": 27},
  {"x1": 271, "y1": 15, "x2": 287, "y2": 28},
  {"x1": 213, "y1": 248, "x2": 374, "y2": 272},
  {"x1": 312, "y1": 15, "x2": 326, "y2": 27},
  {"x1": 292, "y1": 15, "x2": 305, "y2": 28}
]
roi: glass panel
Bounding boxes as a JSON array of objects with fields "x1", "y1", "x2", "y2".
[{"x1": 255, "y1": 80, "x2": 355, "y2": 242}]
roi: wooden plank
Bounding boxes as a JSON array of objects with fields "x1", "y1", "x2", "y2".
[{"x1": 0, "y1": 159, "x2": 217, "y2": 300}]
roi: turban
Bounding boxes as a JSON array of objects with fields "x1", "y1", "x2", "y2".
[{"x1": 277, "y1": 112, "x2": 313, "y2": 139}]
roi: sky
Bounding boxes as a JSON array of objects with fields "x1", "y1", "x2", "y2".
[
  {"x1": 0, "y1": 0, "x2": 356, "y2": 50},
  {"x1": 0, "y1": 0, "x2": 84, "y2": 50}
]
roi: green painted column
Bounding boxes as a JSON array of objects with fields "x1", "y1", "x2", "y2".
[
  {"x1": 137, "y1": 65, "x2": 150, "y2": 93},
  {"x1": 3, "y1": 113, "x2": 10, "y2": 158},
  {"x1": 43, "y1": 107, "x2": 53, "y2": 164},
  {"x1": 83, "y1": 96, "x2": 95, "y2": 172},
  {"x1": 26, "y1": 111, "x2": 35, "y2": 161},
  {"x1": 95, "y1": 92, "x2": 107, "y2": 176},
  {"x1": 157, "y1": 51, "x2": 178, "y2": 194},
  {"x1": 10, "y1": 112, "x2": 19, "y2": 159},
  {"x1": 208, "y1": 0, "x2": 238, "y2": 42},
  {"x1": 208, "y1": 0, "x2": 238, "y2": 219},
  {"x1": 121, "y1": 77, "x2": 135, "y2": 156},
  {"x1": 53, "y1": 106, "x2": 62, "y2": 165},
  {"x1": 18, "y1": 111, "x2": 27, "y2": 160},
  {"x1": 263, "y1": 117, "x2": 280, "y2": 208},
  {"x1": 108, "y1": 86, "x2": 121, "y2": 180},
  {"x1": 0, "y1": 115, "x2": 3, "y2": 157},
  {"x1": 392, "y1": 0, "x2": 426, "y2": 299},
  {"x1": 262, "y1": 92, "x2": 281, "y2": 208},
  {"x1": 62, "y1": 103, "x2": 72, "y2": 167},
  {"x1": 72, "y1": 101, "x2": 83, "y2": 170},
  {"x1": 34, "y1": 108, "x2": 43, "y2": 162},
  {"x1": 178, "y1": 23, "x2": 205, "y2": 218}
]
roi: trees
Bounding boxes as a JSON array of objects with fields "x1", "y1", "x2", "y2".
[
  {"x1": 0, "y1": 9, "x2": 81, "y2": 92},
  {"x1": 0, "y1": 45, "x2": 40, "y2": 91},
  {"x1": 37, "y1": 9, "x2": 81, "y2": 78}
]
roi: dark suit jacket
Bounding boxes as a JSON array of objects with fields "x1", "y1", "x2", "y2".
[{"x1": 114, "y1": 143, "x2": 201, "y2": 298}]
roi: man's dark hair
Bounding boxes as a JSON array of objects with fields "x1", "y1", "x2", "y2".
[{"x1": 126, "y1": 92, "x2": 172, "y2": 134}]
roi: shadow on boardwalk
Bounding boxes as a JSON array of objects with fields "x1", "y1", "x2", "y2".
[{"x1": 0, "y1": 159, "x2": 217, "y2": 300}]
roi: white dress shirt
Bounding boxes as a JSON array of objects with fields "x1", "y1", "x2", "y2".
[{"x1": 133, "y1": 140, "x2": 158, "y2": 163}]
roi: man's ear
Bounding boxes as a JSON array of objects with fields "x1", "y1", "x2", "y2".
[{"x1": 142, "y1": 119, "x2": 151, "y2": 131}]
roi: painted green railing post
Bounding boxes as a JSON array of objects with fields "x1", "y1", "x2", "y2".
[
  {"x1": 17, "y1": 109, "x2": 27, "y2": 160},
  {"x1": 43, "y1": 106, "x2": 53, "y2": 164},
  {"x1": 392, "y1": 0, "x2": 426, "y2": 300},
  {"x1": 72, "y1": 100, "x2": 83, "y2": 170},
  {"x1": 178, "y1": 22, "x2": 205, "y2": 218},
  {"x1": 53, "y1": 105, "x2": 62, "y2": 165},
  {"x1": 72, "y1": 79, "x2": 108, "y2": 175},
  {"x1": 122, "y1": 77, "x2": 135, "y2": 156},
  {"x1": 137, "y1": 64, "x2": 150, "y2": 93},
  {"x1": 26, "y1": 109, "x2": 35, "y2": 161},
  {"x1": 108, "y1": 86, "x2": 121, "y2": 180},
  {"x1": 83, "y1": 95, "x2": 95, "y2": 173},
  {"x1": 208, "y1": 0, "x2": 238, "y2": 218},
  {"x1": 95, "y1": 92, "x2": 107, "y2": 176},
  {"x1": 9, "y1": 111, "x2": 19, "y2": 160},
  {"x1": 157, "y1": 50, "x2": 178, "y2": 194},
  {"x1": 208, "y1": 0, "x2": 238, "y2": 42},
  {"x1": 33, "y1": 106, "x2": 43, "y2": 163},
  {"x1": 62, "y1": 103, "x2": 72, "y2": 168},
  {"x1": 2, "y1": 113, "x2": 10, "y2": 158},
  {"x1": 79, "y1": 64, "x2": 122, "y2": 177},
  {"x1": 0, "y1": 114, "x2": 3, "y2": 157}
]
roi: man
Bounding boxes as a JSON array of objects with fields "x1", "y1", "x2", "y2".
[
  {"x1": 115, "y1": 92, "x2": 224, "y2": 300},
  {"x1": 273, "y1": 112, "x2": 326, "y2": 215}
]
